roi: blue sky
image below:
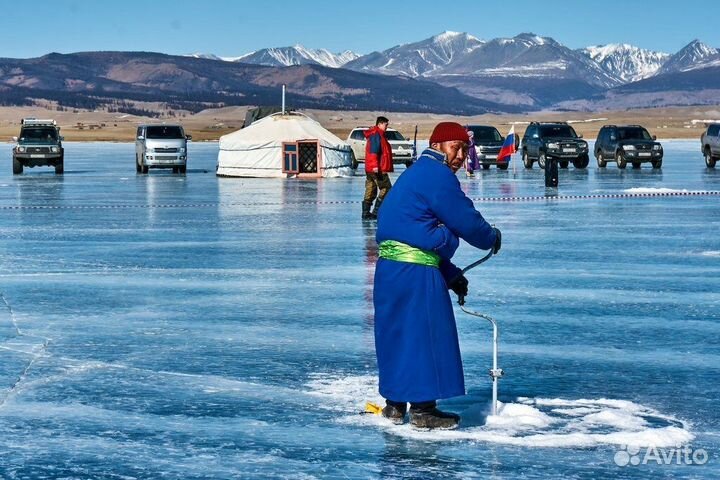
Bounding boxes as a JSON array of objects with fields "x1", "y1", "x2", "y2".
[{"x1": 1, "y1": 0, "x2": 718, "y2": 58}]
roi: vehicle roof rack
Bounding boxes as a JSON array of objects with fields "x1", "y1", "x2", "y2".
[{"x1": 21, "y1": 118, "x2": 57, "y2": 126}]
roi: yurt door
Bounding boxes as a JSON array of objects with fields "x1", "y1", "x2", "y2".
[{"x1": 298, "y1": 141, "x2": 319, "y2": 175}]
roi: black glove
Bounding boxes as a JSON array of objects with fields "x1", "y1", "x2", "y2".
[
  {"x1": 449, "y1": 275, "x2": 469, "y2": 305},
  {"x1": 492, "y1": 227, "x2": 502, "y2": 254}
]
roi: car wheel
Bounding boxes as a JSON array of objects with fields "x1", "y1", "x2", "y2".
[
  {"x1": 136, "y1": 155, "x2": 142, "y2": 173},
  {"x1": 705, "y1": 149, "x2": 716, "y2": 168},
  {"x1": 12, "y1": 155, "x2": 23, "y2": 175},
  {"x1": 179, "y1": 166, "x2": 187, "y2": 174},
  {"x1": 498, "y1": 163, "x2": 509, "y2": 170},
  {"x1": 559, "y1": 161, "x2": 569, "y2": 169},
  {"x1": 597, "y1": 152, "x2": 607, "y2": 168},
  {"x1": 482, "y1": 164, "x2": 490, "y2": 170},
  {"x1": 651, "y1": 160, "x2": 662, "y2": 169},
  {"x1": 538, "y1": 153, "x2": 546, "y2": 170},
  {"x1": 350, "y1": 151, "x2": 358, "y2": 170},
  {"x1": 141, "y1": 164, "x2": 149, "y2": 174},
  {"x1": 579, "y1": 154, "x2": 589, "y2": 168},
  {"x1": 616, "y1": 151, "x2": 627, "y2": 169},
  {"x1": 172, "y1": 167, "x2": 179, "y2": 174},
  {"x1": 523, "y1": 151, "x2": 533, "y2": 169},
  {"x1": 55, "y1": 155, "x2": 64, "y2": 175}
]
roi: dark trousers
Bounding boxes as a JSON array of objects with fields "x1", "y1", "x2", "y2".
[{"x1": 364, "y1": 172, "x2": 392, "y2": 206}]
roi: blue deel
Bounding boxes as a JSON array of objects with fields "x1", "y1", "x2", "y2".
[{"x1": 373, "y1": 148, "x2": 497, "y2": 403}]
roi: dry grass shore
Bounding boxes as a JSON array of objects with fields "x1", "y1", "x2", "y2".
[{"x1": 1, "y1": 105, "x2": 718, "y2": 143}]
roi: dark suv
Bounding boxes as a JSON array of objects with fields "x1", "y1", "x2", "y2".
[
  {"x1": 700, "y1": 123, "x2": 719, "y2": 168},
  {"x1": 595, "y1": 125, "x2": 663, "y2": 169},
  {"x1": 467, "y1": 125, "x2": 509, "y2": 170},
  {"x1": 12, "y1": 118, "x2": 64, "y2": 174},
  {"x1": 521, "y1": 122, "x2": 589, "y2": 169}
]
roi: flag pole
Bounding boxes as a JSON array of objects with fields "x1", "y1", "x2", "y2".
[{"x1": 512, "y1": 125, "x2": 517, "y2": 175}]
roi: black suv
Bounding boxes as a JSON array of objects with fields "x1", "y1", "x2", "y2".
[
  {"x1": 521, "y1": 122, "x2": 589, "y2": 169},
  {"x1": 594, "y1": 125, "x2": 663, "y2": 169},
  {"x1": 12, "y1": 118, "x2": 64, "y2": 174},
  {"x1": 467, "y1": 125, "x2": 509, "y2": 170}
]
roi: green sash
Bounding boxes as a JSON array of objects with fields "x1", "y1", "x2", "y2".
[{"x1": 378, "y1": 240, "x2": 440, "y2": 268}]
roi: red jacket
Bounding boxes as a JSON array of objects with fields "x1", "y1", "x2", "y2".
[{"x1": 364, "y1": 126, "x2": 393, "y2": 173}]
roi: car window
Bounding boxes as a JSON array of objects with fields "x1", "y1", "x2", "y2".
[
  {"x1": 709, "y1": 125, "x2": 720, "y2": 137},
  {"x1": 617, "y1": 127, "x2": 651, "y2": 141},
  {"x1": 146, "y1": 126, "x2": 184, "y2": 139},
  {"x1": 351, "y1": 129, "x2": 366, "y2": 140},
  {"x1": 539, "y1": 125, "x2": 577, "y2": 138},
  {"x1": 469, "y1": 127, "x2": 502, "y2": 142},
  {"x1": 525, "y1": 126, "x2": 536, "y2": 138},
  {"x1": 385, "y1": 130, "x2": 406, "y2": 141},
  {"x1": 19, "y1": 127, "x2": 58, "y2": 142}
]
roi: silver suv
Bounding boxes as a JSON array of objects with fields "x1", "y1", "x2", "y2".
[
  {"x1": 12, "y1": 118, "x2": 64, "y2": 174},
  {"x1": 135, "y1": 124, "x2": 191, "y2": 174},
  {"x1": 701, "y1": 123, "x2": 719, "y2": 168},
  {"x1": 346, "y1": 127, "x2": 414, "y2": 166}
]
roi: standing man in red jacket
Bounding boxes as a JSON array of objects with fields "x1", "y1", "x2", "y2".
[{"x1": 363, "y1": 116, "x2": 394, "y2": 220}]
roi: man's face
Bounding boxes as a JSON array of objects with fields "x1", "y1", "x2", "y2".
[
  {"x1": 378, "y1": 122, "x2": 388, "y2": 132},
  {"x1": 433, "y1": 140, "x2": 468, "y2": 172}
]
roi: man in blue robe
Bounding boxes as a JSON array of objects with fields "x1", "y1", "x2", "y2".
[{"x1": 373, "y1": 122, "x2": 501, "y2": 429}]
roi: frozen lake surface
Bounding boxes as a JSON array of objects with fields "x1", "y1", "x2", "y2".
[{"x1": 0, "y1": 141, "x2": 718, "y2": 479}]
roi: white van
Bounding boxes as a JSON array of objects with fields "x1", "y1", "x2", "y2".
[{"x1": 135, "y1": 124, "x2": 191, "y2": 174}]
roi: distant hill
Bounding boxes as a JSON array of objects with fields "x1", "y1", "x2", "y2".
[
  {"x1": 0, "y1": 51, "x2": 515, "y2": 115},
  {"x1": 2, "y1": 33, "x2": 720, "y2": 115}
]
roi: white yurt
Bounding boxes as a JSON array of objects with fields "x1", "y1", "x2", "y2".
[{"x1": 217, "y1": 112, "x2": 354, "y2": 178}]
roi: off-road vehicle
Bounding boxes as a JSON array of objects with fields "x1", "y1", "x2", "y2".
[
  {"x1": 701, "y1": 123, "x2": 719, "y2": 168},
  {"x1": 346, "y1": 127, "x2": 414, "y2": 167},
  {"x1": 595, "y1": 125, "x2": 663, "y2": 169},
  {"x1": 12, "y1": 119, "x2": 64, "y2": 174},
  {"x1": 467, "y1": 125, "x2": 509, "y2": 170},
  {"x1": 520, "y1": 122, "x2": 589, "y2": 169}
]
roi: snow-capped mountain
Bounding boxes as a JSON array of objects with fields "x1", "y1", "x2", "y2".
[
  {"x1": 657, "y1": 40, "x2": 719, "y2": 75},
  {"x1": 186, "y1": 52, "x2": 223, "y2": 61},
  {"x1": 233, "y1": 45, "x2": 360, "y2": 68},
  {"x1": 442, "y1": 33, "x2": 621, "y2": 87},
  {"x1": 581, "y1": 44, "x2": 669, "y2": 83},
  {"x1": 344, "y1": 31, "x2": 484, "y2": 77},
  {"x1": 186, "y1": 46, "x2": 359, "y2": 68}
]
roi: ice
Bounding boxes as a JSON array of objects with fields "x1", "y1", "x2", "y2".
[
  {"x1": 304, "y1": 373, "x2": 693, "y2": 449},
  {"x1": 0, "y1": 140, "x2": 717, "y2": 478}
]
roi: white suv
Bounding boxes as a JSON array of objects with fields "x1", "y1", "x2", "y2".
[{"x1": 346, "y1": 127, "x2": 414, "y2": 166}]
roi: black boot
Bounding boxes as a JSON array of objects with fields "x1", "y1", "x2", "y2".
[
  {"x1": 381, "y1": 400, "x2": 407, "y2": 425},
  {"x1": 409, "y1": 401, "x2": 460, "y2": 430},
  {"x1": 362, "y1": 201, "x2": 376, "y2": 220},
  {"x1": 371, "y1": 198, "x2": 384, "y2": 218}
]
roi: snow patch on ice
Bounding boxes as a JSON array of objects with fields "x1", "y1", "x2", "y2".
[
  {"x1": 305, "y1": 374, "x2": 694, "y2": 448},
  {"x1": 623, "y1": 187, "x2": 693, "y2": 194},
  {"x1": 700, "y1": 251, "x2": 720, "y2": 257}
]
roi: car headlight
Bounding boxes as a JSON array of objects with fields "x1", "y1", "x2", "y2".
[
  {"x1": 623, "y1": 145, "x2": 636, "y2": 151},
  {"x1": 579, "y1": 141, "x2": 588, "y2": 148},
  {"x1": 145, "y1": 148, "x2": 154, "y2": 154},
  {"x1": 653, "y1": 145, "x2": 662, "y2": 151},
  {"x1": 51, "y1": 146, "x2": 59, "y2": 153},
  {"x1": 17, "y1": 146, "x2": 25, "y2": 153},
  {"x1": 179, "y1": 147, "x2": 186, "y2": 154},
  {"x1": 547, "y1": 142, "x2": 559, "y2": 149}
]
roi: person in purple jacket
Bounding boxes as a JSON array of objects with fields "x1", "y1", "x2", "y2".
[
  {"x1": 373, "y1": 122, "x2": 502, "y2": 429},
  {"x1": 465, "y1": 128, "x2": 479, "y2": 177}
]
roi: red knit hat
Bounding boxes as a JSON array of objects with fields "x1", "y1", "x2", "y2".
[{"x1": 429, "y1": 122, "x2": 470, "y2": 144}]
